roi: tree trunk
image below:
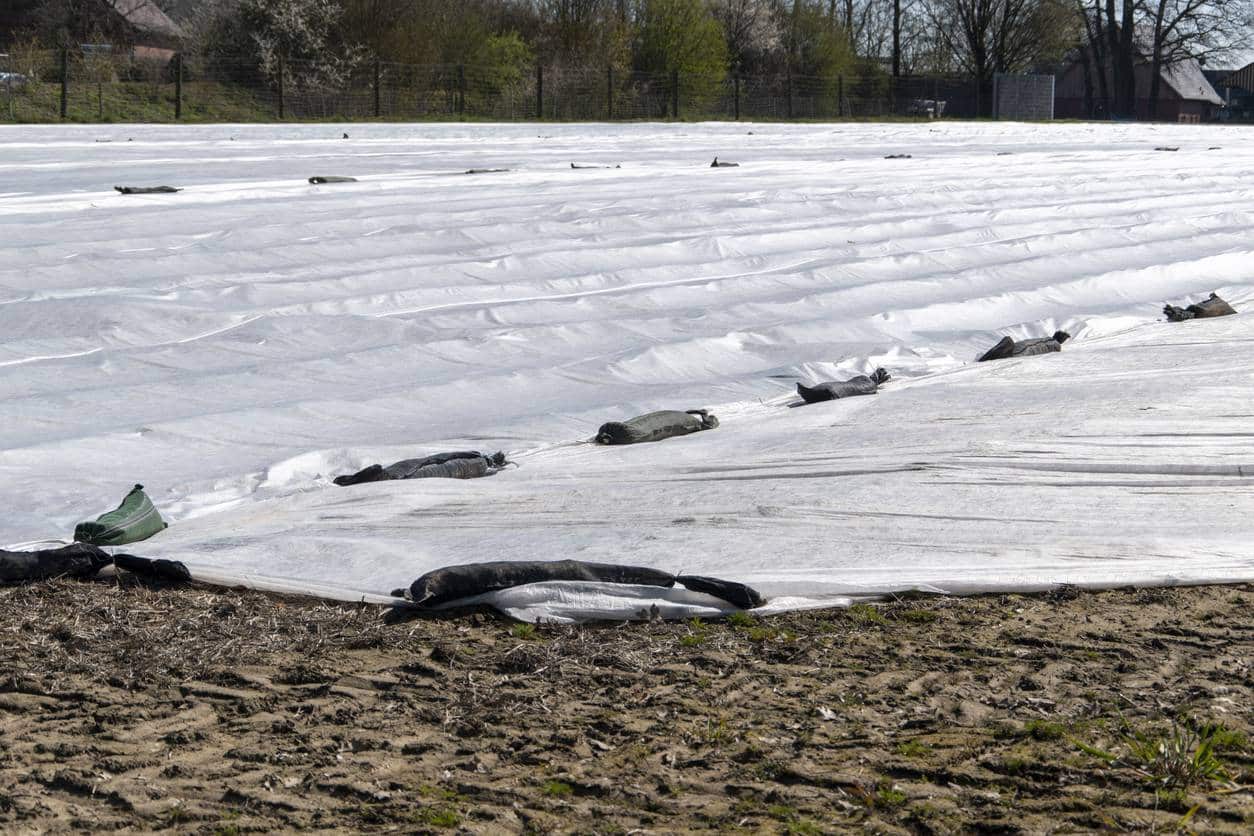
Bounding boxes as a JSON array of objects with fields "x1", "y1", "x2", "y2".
[
  {"x1": 1078, "y1": 40, "x2": 1095, "y2": 117},
  {"x1": 1147, "y1": 1, "x2": 1168, "y2": 121},
  {"x1": 1148, "y1": 56, "x2": 1163, "y2": 119},
  {"x1": 892, "y1": 0, "x2": 902, "y2": 78},
  {"x1": 1117, "y1": 0, "x2": 1136, "y2": 117},
  {"x1": 1104, "y1": 0, "x2": 1132, "y2": 117},
  {"x1": 1088, "y1": 0, "x2": 1110, "y2": 115}
]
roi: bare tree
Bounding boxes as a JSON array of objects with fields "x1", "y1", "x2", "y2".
[
  {"x1": 711, "y1": 0, "x2": 780, "y2": 70},
  {"x1": 924, "y1": 0, "x2": 1073, "y2": 111},
  {"x1": 1075, "y1": 0, "x2": 1110, "y2": 115},
  {"x1": 926, "y1": 0, "x2": 1036, "y2": 81},
  {"x1": 1145, "y1": 0, "x2": 1253, "y2": 117}
]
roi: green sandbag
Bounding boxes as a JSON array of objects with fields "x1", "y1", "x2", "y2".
[{"x1": 73, "y1": 484, "x2": 168, "y2": 546}]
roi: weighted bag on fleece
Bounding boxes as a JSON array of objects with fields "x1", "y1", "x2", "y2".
[
  {"x1": 406, "y1": 559, "x2": 765, "y2": 611},
  {"x1": 676, "y1": 574, "x2": 764, "y2": 609},
  {"x1": 978, "y1": 331, "x2": 1071, "y2": 362},
  {"x1": 114, "y1": 553, "x2": 193, "y2": 583},
  {"x1": 114, "y1": 185, "x2": 180, "y2": 194},
  {"x1": 334, "y1": 451, "x2": 507, "y2": 487},
  {"x1": 408, "y1": 560, "x2": 677, "y2": 607},
  {"x1": 74, "y1": 484, "x2": 168, "y2": 546},
  {"x1": 595, "y1": 409, "x2": 719, "y2": 445},
  {"x1": 1163, "y1": 293, "x2": 1236, "y2": 322},
  {"x1": 797, "y1": 368, "x2": 890, "y2": 404},
  {"x1": 0, "y1": 543, "x2": 112, "y2": 584}
]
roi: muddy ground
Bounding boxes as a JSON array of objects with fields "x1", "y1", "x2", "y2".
[{"x1": 0, "y1": 579, "x2": 1250, "y2": 834}]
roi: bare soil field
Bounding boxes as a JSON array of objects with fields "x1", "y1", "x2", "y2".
[{"x1": 0, "y1": 578, "x2": 1250, "y2": 834}]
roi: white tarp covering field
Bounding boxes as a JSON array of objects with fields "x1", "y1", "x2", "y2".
[{"x1": 3, "y1": 121, "x2": 1253, "y2": 620}]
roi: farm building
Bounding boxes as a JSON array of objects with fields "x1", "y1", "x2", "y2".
[
  {"x1": 1055, "y1": 55, "x2": 1224, "y2": 122},
  {"x1": 1208, "y1": 62, "x2": 1254, "y2": 122},
  {"x1": 1, "y1": 0, "x2": 183, "y2": 60}
]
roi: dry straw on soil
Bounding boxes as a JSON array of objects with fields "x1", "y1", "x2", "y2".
[{"x1": 0, "y1": 577, "x2": 1250, "y2": 833}]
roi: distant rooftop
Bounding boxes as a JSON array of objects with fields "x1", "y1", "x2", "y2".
[
  {"x1": 109, "y1": 0, "x2": 184, "y2": 41},
  {"x1": 1216, "y1": 61, "x2": 1254, "y2": 93},
  {"x1": 1161, "y1": 59, "x2": 1224, "y2": 105}
]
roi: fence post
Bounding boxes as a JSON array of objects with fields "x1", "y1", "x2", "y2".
[
  {"x1": 838, "y1": 75, "x2": 844, "y2": 117},
  {"x1": 457, "y1": 64, "x2": 465, "y2": 117},
  {"x1": 992, "y1": 74, "x2": 1000, "y2": 120},
  {"x1": 734, "y1": 75, "x2": 740, "y2": 121},
  {"x1": 277, "y1": 55, "x2": 285, "y2": 119},
  {"x1": 671, "y1": 69, "x2": 679, "y2": 119},
  {"x1": 786, "y1": 67, "x2": 793, "y2": 120},
  {"x1": 59, "y1": 48, "x2": 68, "y2": 119},
  {"x1": 536, "y1": 64, "x2": 543, "y2": 119},
  {"x1": 5, "y1": 54, "x2": 14, "y2": 121},
  {"x1": 373, "y1": 60, "x2": 381, "y2": 118},
  {"x1": 175, "y1": 52, "x2": 183, "y2": 119},
  {"x1": 606, "y1": 65, "x2": 613, "y2": 120}
]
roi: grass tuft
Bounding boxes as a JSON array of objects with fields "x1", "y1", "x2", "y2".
[
  {"x1": 541, "y1": 780, "x2": 573, "y2": 797},
  {"x1": 846, "y1": 603, "x2": 887, "y2": 626}
]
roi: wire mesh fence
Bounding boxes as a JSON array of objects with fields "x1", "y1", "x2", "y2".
[
  {"x1": 1, "y1": 48, "x2": 1033, "y2": 123},
  {"x1": 993, "y1": 73, "x2": 1055, "y2": 121}
]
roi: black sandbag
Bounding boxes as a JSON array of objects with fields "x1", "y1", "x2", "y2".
[
  {"x1": 797, "y1": 368, "x2": 890, "y2": 404},
  {"x1": 595, "y1": 409, "x2": 719, "y2": 445},
  {"x1": 334, "y1": 451, "x2": 507, "y2": 487},
  {"x1": 978, "y1": 331, "x2": 1070, "y2": 362},
  {"x1": 977, "y1": 335, "x2": 1016, "y2": 362},
  {"x1": 114, "y1": 553, "x2": 192, "y2": 583},
  {"x1": 308, "y1": 175, "x2": 357, "y2": 184},
  {"x1": 114, "y1": 186, "x2": 180, "y2": 194},
  {"x1": 409, "y1": 559, "x2": 678, "y2": 608},
  {"x1": 1163, "y1": 292, "x2": 1236, "y2": 322},
  {"x1": 677, "y1": 574, "x2": 764, "y2": 609},
  {"x1": 0, "y1": 543, "x2": 112, "y2": 584},
  {"x1": 1013, "y1": 331, "x2": 1071, "y2": 357}
]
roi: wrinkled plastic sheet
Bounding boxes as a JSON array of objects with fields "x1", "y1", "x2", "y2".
[{"x1": 3, "y1": 122, "x2": 1254, "y2": 621}]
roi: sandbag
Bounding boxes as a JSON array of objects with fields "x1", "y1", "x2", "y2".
[
  {"x1": 74, "y1": 484, "x2": 168, "y2": 546},
  {"x1": 595, "y1": 409, "x2": 719, "y2": 445},
  {"x1": 334, "y1": 451, "x2": 507, "y2": 487},
  {"x1": 978, "y1": 331, "x2": 1070, "y2": 362},
  {"x1": 1163, "y1": 293, "x2": 1236, "y2": 322},
  {"x1": 797, "y1": 368, "x2": 890, "y2": 404},
  {"x1": 409, "y1": 559, "x2": 678, "y2": 607},
  {"x1": 308, "y1": 175, "x2": 357, "y2": 184},
  {"x1": 676, "y1": 574, "x2": 764, "y2": 609},
  {"x1": 114, "y1": 553, "x2": 192, "y2": 583},
  {"x1": 0, "y1": 543, "x2": 111, "y2": 584},
  {"x1": 114, "y1": 186, "x2": 180, "y2": 194}
]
